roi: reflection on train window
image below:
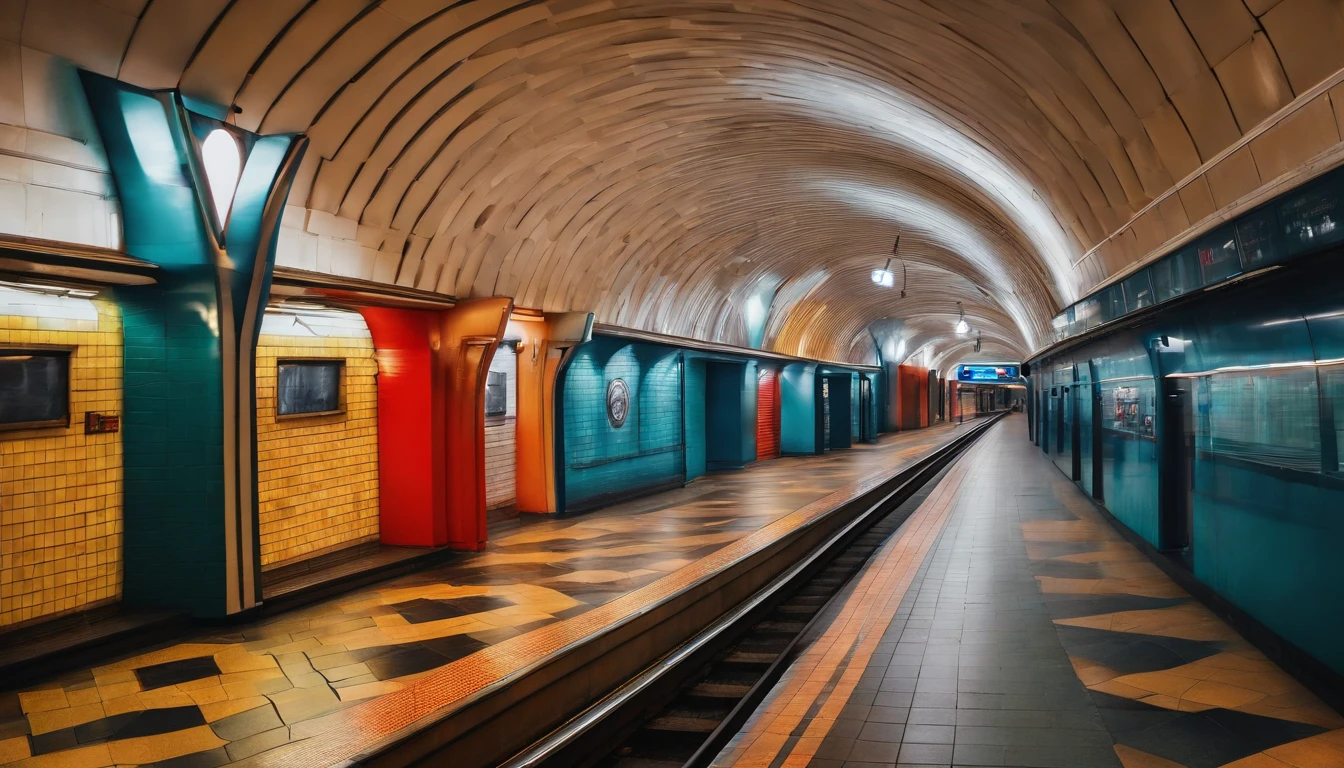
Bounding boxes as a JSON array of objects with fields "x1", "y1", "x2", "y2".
[
  {"x1": 1101, "y1": 383, "x2": 1154, "y2": 437},
  {"x1": 1201, "y1": 368, "x2": 1319, "y2": 472},
  {"x1": 1324, "y1": 367, "x2": 1344, "y2": 474}
]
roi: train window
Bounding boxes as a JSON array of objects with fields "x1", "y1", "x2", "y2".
[
  {"x1": 277, "y1": 359, "x2": 344, "y2": 417},
  {"x1": 1195, "y1": 228, "x2": 1242, "y2": 287},
  {"x1": 1202, "y1": 368, "x2": 1320, "y2": 473},
  {"x1": 1151, "y1": 247, "x2": 1201, "y2": 302},
  {"x1": 1236, "y1": 206, "x2": 1282, "y2": 270},
  {"x1": 1121, "y1": 271, "x2": 1155, "y2": 312},
  {"x1": 0, "y1": 349, "x2": 70, "y2": 430}
]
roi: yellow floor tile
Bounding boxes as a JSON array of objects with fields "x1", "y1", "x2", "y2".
[
  {"x1": 18, "y1": 689, "x2": 68, "y2": 715},
  {"x1": 12, "y1": 742, "x2": 113, "y2": 768},
  {"x1": 28, "y1": 702, "x2": 107, "y2": 736},
  {"x1": 1113, "y1": 743, "x2": 1185, "y2": 768},
  {"x1": 0, "y1": 735, "x2": 32, "y2": 763},
  {"x1": 105, "y1": 725, "x2": 226, "y2": 765}
]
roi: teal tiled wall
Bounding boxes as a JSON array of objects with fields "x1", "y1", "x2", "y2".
[
  {"x1": 685, "y1": 358, "x2": 706, "y2": 481},
  {"x1": 561, "y1": 337, "x2": 685, "y2": 512},
  {"x1": 781, "y1": 364, "x2": 818, "y2": 455}
]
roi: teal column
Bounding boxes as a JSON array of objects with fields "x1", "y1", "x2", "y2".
[{"x1": 80, "y1": 73, "x2": 307, "y2": 617}]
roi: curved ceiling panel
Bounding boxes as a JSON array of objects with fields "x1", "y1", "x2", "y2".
[{"x1": 24, "y1": 0, "x2": 1336, "y2": 364}]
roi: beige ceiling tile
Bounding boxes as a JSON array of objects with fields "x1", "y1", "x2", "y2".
[
  {"x1": 1052, "y1": 0, "x2": 1167, "y2": 116},
  {"x1": 20, "y1": 0, "x2": 135, "y2": 76},
  {"x1": 1249, "y1": 95, "x2": 1340, "y2": 180},
  {"x1": 1131, "y1": 208, "x2": 1167, "y2": 254},
  {"x1": 1261, "y1": 0, "x2": 1344, "y2": 93},
  {"x1": 1330, "y1": 82, "x2": 1344, "y2": 136},
  {"x1": 1112, "y1": 0, "x2": 1210, "y2": 93},
  {"x1": 1244, "y1": 0, "x2": 1287, "y2": 13},
  {"x1": 0, "y1": 0, "x2": 23, "y2": 44},
  {"x1": 117, "y1": 0, "x2": 231, "y2": 89},
  {"x1": 0, "y1": 40, "x2": 20, "y2": 127},
  {"x1": 1170, "y1": 67, "x2": 1244, "y2": 160},
  {"x1": 1142, "y1": 100, "x2": 1204, "y2": 180},
  {"x1": 1157, "y1": 193, "x2": 1193, "y2": 238},
  {"x1": 1173, "y1": 0, "x2": 1258, "y2": 67},
  {"x1": 1205, "y1": 146, "x2": 1262, "y2": 209},
  {"x1": 1214, "y1": 32, "x2": 1295, "y2": 131},
  {"x1": 1178, "y1": 175, "x2": 1218, "y2": 222}
]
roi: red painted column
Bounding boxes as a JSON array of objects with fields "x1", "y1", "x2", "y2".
[
  {"x1": 358, "y1": 299, "x2": 511, "y2": 550},
  {"x1": 359, "y1": 308, "x2": 446, "y2": 546}
]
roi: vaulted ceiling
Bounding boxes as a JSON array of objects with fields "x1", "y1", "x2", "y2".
[{"x1": 15, "y1": 0, "x2": 1343, "y2": 365}]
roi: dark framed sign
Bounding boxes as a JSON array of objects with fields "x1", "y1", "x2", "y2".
[
  {"x1": 277, "y1": 358, "x2": 344, "y2": 418},
  {"x1": 0, "y1": 348, "x2": 71, "y2": 430},
  {"x1": 485, "y1": 370, "x2": 507, "y2": 417},
  {"x1": 606, "y1": 378, "x2": 629, "y2": 428}
]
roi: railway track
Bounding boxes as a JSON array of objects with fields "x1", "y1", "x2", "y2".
[{"x1": 497, "y1": 413, "x2": 1005, "y2": 768}]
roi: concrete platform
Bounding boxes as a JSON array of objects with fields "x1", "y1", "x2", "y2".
[
  {"x1": 0, "y1": 422, "x2": 970, "y2": 768},
  {"x1": 712, "y1": 416, "x2": 1344, "y2": 768}
]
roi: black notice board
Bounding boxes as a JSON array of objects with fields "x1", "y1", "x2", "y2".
[
  {"x1": 0, "y1": 351, "x2": 70, "y2": 427},
  {"x1": 485, "y1": 370, "x2": 507, "y2": 416},
  {"x1": 277, "y1": 360, "x2": 343, "y2": 416}
]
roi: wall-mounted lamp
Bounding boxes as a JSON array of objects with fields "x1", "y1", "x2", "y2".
[{"x1": 201, "y1": 129, "x2": 241, "y2": 227}]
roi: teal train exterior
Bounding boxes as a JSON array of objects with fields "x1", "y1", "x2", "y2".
[{"x1": 1028, "y1": 164, "x2": 1344, "y2": 681}]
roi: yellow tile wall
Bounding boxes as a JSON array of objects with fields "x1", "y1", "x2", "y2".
[
  {"x1": 0, "y1": 298, "x2": 123, "y2": 629},
  {"x1": 256, "y1": 332, "x2": 379, "y2": 570}
]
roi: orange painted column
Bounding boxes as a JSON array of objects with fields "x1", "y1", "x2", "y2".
[
  {"x1": 514, "y1": 311, "x2": 592, "y2": 514},
  {"x1": 439, "y1": 298, "x2": 513, "y2": 550}
]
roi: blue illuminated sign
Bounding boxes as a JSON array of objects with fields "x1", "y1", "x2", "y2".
[{"x1": 957, "y1": 365, "x2": 1019, "y2": 383}]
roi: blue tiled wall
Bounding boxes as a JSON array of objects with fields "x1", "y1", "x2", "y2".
[
  {"x1": 561, "y1": 337, "x2": 685, "y2": 511},
  {"x1": 781, "y1": 363, "x2": 818, "y2": 454},
  {"x1": 685, "y1": 358, "x2": 706, "y2": 480}
]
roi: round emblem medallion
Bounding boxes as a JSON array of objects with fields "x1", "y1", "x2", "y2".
[{"x1": 606, "y1": 378, "x2": 630, "y2": 428}]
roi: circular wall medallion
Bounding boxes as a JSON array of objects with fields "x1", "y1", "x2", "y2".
[{"x1": 606, "y1": 378, "x2": 630, "y2": 428}]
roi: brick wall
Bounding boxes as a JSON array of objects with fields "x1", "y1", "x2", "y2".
[
  {"x1": 562, "y1": 339, "x2": 684, "y2": 510},
  {"x1": 255, "y1": 311, "x2": 379, "y2": 570},
  {"x1": 485, "y1": 344, "x2": 517, "y2": 509},
  {"x1": 0, "y1": 289, "x2": 122, "y2": 629}
]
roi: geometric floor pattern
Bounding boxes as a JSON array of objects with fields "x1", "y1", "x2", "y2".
[
  {"x1": 0, "y1": 423, "x2": 962, "y2": 767},
  {"x1": 712, "y1": 416, "x2": 1344, "y2": 768}
]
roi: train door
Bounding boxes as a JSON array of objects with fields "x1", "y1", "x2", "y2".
[
  {"x1": 859, "y1": 376, "x2": 873, "y2": 442},
  {"x1": 1053, "y1": 385, "x2": 1071, "y2": 477},
  {"x1": 1042, "y1": 387, "x2": 1053, "y2": 454},
  {"x1": 1159, "y1": 377, "x2": 1195, "y2": 555},
  {"x1": 756, "y1": 369, "x2": 781, "y2": 460},
  {"x1": 821, "y1": 377, "x2": 831, "y2": 451}
]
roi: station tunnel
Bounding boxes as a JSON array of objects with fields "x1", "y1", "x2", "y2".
[{"x1": 2, "y1": 2, "x2": 1344, "y2": 766}]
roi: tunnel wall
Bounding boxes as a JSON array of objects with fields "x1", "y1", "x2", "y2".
[{"x1": 1031, "y1": 252, "x2": 1344, "y2": 678}]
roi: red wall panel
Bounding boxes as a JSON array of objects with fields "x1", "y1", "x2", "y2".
[{"x1": 756, "y1": 369, "x2": 780, "y2": 460}]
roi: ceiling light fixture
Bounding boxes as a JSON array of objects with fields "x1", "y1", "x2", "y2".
[
  {"x1": 871, "y1": 257, "x2": 895, "y2": 288},
  {"x1": 955, "y1": 302, "x2": 970, "y2": 335}
]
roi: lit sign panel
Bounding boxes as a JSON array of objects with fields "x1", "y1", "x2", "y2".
[{"x1": 957, "y1": 365, "x2": 1019, "y2": 383}]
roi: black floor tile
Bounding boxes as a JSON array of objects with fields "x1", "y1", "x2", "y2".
[
  {"x1": 364, "y1": 644, "x2": 456, "y2": 679},
  {"x1": 29, "y1": 727, "x2": 78, "y2": 755},
  {"x1": 114, "y1": 706, "x2": 207, "y2": 740},
  {"x1": 133, "y1": 656, "x2": 222, "y2": 690},
  {"x1": 1112, "y1": 708, "x2": 1326, "y2": 768},
  {"x1": 389, "y1": 595, "x2": 514, "y2": 624},
  {"x1": 150, "y1": 747, "x2": 233, "y2": 768}
]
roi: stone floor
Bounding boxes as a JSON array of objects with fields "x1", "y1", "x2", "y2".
[
  {"x1": 713, "y1": 416, "x2": 1344, "y2": 768},
  {"x1": 0, "y1": 421, "x2": 965, "y2": 768}
]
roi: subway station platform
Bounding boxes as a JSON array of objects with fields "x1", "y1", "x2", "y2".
[
  {"x1": 0, "y1": 422, "x2": 967, "y2": 768},
  {"x1": 713, "y1": 416, "x2": 1344, "y2": 768}
]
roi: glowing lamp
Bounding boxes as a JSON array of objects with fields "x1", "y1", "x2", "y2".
[{"x1": 201, "y1": 129, "x2": 241, "y2": 226}]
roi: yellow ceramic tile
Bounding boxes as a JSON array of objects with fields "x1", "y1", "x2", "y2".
[
  {"x1": 105, "y1": 725, "x2": 226, "y2": 765},
  {"x1": 18, "y1": 688, "x2": 69, "y2": 715},
  {"x1": 199, "y1": 696, "x2": 270, "y2": 723},
  {"x1": 0, "y1": 735, "x2": 32, "y2": 763},
  {"x1": 11, "y1": 742, "x2": 113, "y2": 768},
  {"x1": 27, "y1": 702, "x2": 106, "y2": 736}
]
